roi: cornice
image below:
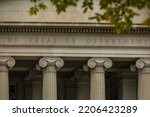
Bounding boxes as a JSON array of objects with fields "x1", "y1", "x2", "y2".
[{"x1": 0, "y1": 23, "x2": 150, "y2": 34}]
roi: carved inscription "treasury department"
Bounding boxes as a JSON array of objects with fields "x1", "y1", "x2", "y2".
[{"x1": 0, "y1": 34, "x2": 150, "y2": 47}]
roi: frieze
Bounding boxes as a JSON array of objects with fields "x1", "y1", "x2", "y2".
[{"x1": 0, "y1": 34, "x2": 150, "y2": 47}]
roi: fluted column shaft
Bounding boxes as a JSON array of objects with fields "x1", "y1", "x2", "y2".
[
  {"x1": 75, "y1": 70, "x2": 90, "y2": 100},
  {"x1": 77, "y1": 82, "x2": 89, "y2": 100},
  {"x1": 91, "y1": 66, "x2": 105, "y2": 99},
  {"x1": 29, "y1": 69, "x2": 42, "y2": 100},
  {"x1": 39, "y1": 57, "x2": 64, "y2": 100},
  {"x1": 88, "y1": 58, "x2": 112, "y2": 100},
  {"x1": 0, "y1": 57, "x2": 15, "y2": 100},
  {"x1": 32, "y1": 81, "x2": 42, "y2": 100},
  {"x1": 43, "y1": 66, "x2": 57, "y2": 100},
  {"x1": 136, "y1": 58, "x2": 150, "y2": 100}
]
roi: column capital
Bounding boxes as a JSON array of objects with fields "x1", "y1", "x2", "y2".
[
  {"x1": 74, "y1": 70, "x2": 90, "y2": 82},
  {"x1": 39, "y1": 57, "x2": 64, "y2": 69},
  {"x1": 87, "y1": 57, "x2": 113, "y2": 69},
  {"x1": 136, "y1": 58, "x2": 150, "y2": 69},
  {"x1": 136, "y1": 58, "x2": 150, "y2": 74},
  {"x1": 83, "y1": 64, "x2": 90, "y2": 72},
  {"x1": 29, "y1": 69, "x2": 42, "y2": 81},
  {"x1": 130, "y1": 64, "x2": 137, "y2": 72},
  {"x1": 0, "y1": 56, "x2": 15, "y2": 68}
]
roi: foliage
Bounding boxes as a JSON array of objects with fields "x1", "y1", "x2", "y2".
[{"x1": 29, "y1": 0, "x2": 150, "y2": 34}]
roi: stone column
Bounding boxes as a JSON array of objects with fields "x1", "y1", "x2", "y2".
[
  {"x1": 77, "y1": 79, "x2": 90, "y2": 100},
  {"x1": 87, "y1": 58, "x2": 112, "y2": 100},
  {"x1": 29, "y1": 69, "x2": 42, "y2": 100},
  {"x1": 32, "y1": 81, "x2": 42, "y2": 100},
  {"x1": 117, "y1": 71, "x2": 137, "y2": 100},
  {"x1": 65, "y1": 77, "x2": 77, "y2": 100},
  {"x1": 75, "y1": 70, "x2": 90, "y2": 100},
  {"x1": 0, "y1": 57, "x2": 15, "y2": 100},
  {"x1": 39, "y1": 57, "x2": 64, "y2": 100},
  {"x1": 136, "y1": 58, "x2": 150, "y2": 100},
  {"x1": 24, "y1": 78, "x2": 32, "y2": 100}
]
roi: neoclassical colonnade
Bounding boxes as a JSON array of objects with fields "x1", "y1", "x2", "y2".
[{"x1": 0, "y1": 56, "x2": 150, "y2": 100}]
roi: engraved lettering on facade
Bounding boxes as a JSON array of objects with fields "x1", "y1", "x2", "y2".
[
  {"x1": 47, "y1": 38, "x2": 52, "y2": 44},
  {"x1": 29, "y1": 37, "x2": 33, "y2": 44},
  {"x1": 131, "y1": 39, "x2": 135, "y2": 45},
  {"x1": 123, "y1": 39, "x2": 129, "y2": 45},
  {"x1": 7, "y1": 37, "x2": 13, "y2": 43},
  {"x1": 137, "y1": 39, "x2": 142, "y2": 45},
  {"x1": 93, "y1": 38, "x2": 97, "y2": 44},
  {"x1": 144, "y1": 38, "x2": 148, "y2": 45},
  {"x1": 53, "y1": 38, "x2": 57, "y2": 44},
  {"x1": 118, "y1": 38, "x2": 122, "y2": 44},
  {"x1": 6, "y1": 36, "x2": 18, "y2": 44},
  {"x1": 99, "y1": 38, "x2": 103, "y2": 45},
  {"x1": 41, "y1": 37, "x2": 44, "y2": 43},
  {"x1": 0, "y1": 37, "x2": 5, "y2": 43},
  {"x1": 87, "y1": 38, "x2": 92, "y2": 44},
  {"x1": 0, "y1": 35, "x2": 150, "y2": 47},
  {"x1": 14, "y1": 37, "x2": 17, "y2": 44},
  {"x1": 105, "y1": 39, "x2": 110, "y2": 45},
  {"x1": 58, "y1": 38, "x2": 64, "y2": 44},
  {"x1": 111, "y1": 38, "x2": 116, "y2": 44},
  {"x1": 71, "y1": 38, "x2": 75, "y2": 45},
  {"x1": 65, "y1": 38, "x2": 70, "y2": 44},
  {"x1": 35, "y1": 37, "x2": 39, "y2": 44}
]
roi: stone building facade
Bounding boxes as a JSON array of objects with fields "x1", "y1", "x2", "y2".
[{"x1": 0, "y1": 0, "x2": 150, "y2": 100}]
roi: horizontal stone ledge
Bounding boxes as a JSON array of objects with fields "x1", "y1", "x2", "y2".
[
  {"x1": 0, "y1": 50, "x2": 150, "y2": 58},
  {"x1": 0, "y1": 26, "x2": 150, "y2": 34}
]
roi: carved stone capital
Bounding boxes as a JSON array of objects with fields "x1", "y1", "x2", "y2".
[
  {"x1": 74, "y1": 70, "x2": 82, "y2": 79},
  {"x1": 87, "y1": 58, "x2": 113, "y2": 69},
  {"x1": 28, "y1": 69, "x2": 42, "y2": 81},
  {"x1": 39, "y1": 57, "x2": 64, "y2": 69},
  {"x1": 83, "y1": 64, "x2": 90, "y2": 72},
  {"x1": 136, "y1": 58, "x2": 150, "y2": 73},
  {"x1": 0, "y1": 57, "x2": 15, "y2": 68},
  {"x1": 74, "y1": 70, "x2": 90, "y2": 83},
  {"x1": 136, "y1": 58, "x2": 150, "y2": 69},
  {"x1": 130, "y1": 64, "x2": 137, "y2": 72},
  {"x1": 36, "y1": 64, "x2": 42, "y2": 71}
]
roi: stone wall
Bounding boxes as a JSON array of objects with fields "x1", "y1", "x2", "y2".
[{"x1": 0, "y1": 0, "x2": 149, "y2": 24}]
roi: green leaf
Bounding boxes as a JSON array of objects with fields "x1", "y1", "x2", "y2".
[
  {"x1": 38, "y1": 3, "x2": 47, "y2": 10},
  {"x1": 143, "y1": 16, "x2": 150, "y2": 26},
  {"x1": 30, "y1": 0, "x2": 37, "y2": 3},
  {"x1": 29, "y1": 0, "x2": 150, "y2": 34},
  {"x1": 115, "y1": 27, "x2": 122, "y2": 34}
]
